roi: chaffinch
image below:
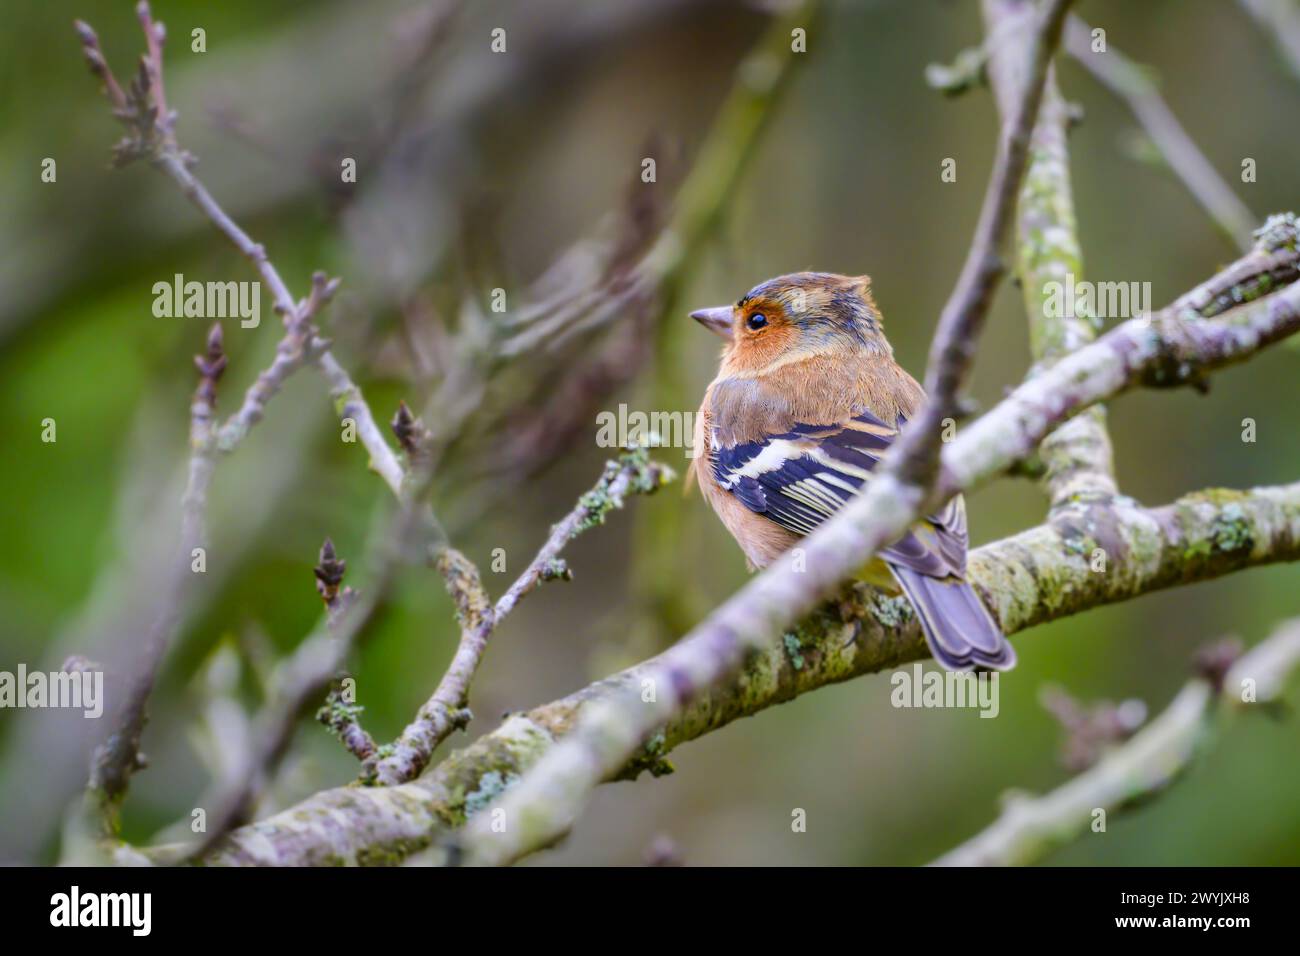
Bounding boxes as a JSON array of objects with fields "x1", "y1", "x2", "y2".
[{"x1": 689, "y1": 272, "x2": 1015, "y2": 671}]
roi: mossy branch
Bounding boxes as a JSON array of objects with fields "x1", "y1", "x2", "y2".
[
  {"x1": 175, "y1": 478, "x2": 1300, "y2": 865},
  {"x1": 983, "y1": 0, "x2": 1118, "y2": 508}
]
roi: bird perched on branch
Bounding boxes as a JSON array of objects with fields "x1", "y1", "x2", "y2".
[{"x1": 689, "y1": 272, "x2": 1014, "y2": 671}]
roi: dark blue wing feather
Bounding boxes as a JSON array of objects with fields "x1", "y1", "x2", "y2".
[{"x1": 710, "y1": 410, "x2": 967, "y2": 576}]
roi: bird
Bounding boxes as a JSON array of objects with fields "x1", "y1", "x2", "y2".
[{"x1": 688, "y1": 271, "x2": 1015, "y2": 671}]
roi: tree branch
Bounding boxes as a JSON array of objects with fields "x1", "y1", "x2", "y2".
[
  {"x1": 177, "y1": 478, "x2": 1300, "y2": 865},
  {"x1": 84, "y1": 323, "x2": 226, "y2": 831},
  {"x1": 941, "y1": 213, "x2": 1300, "y2": 502},
  {"x1": 933, "y1": 619, "x2": 1300, "y2": 866},
  {"x1": 984, "y1": 0, "x2": 1118, "y2": 508},
  {"x1": 1065, "y1": 15, "x2": 1257, "y2": 251},
  {"x1": 455, "y1": 0, "x2": 1077, "y2": 866},
  {"x1": 892, "y1": 0, "x2": 1076, "y2": 490},
  {"x1": 151, "y1": 136, "x2": 406, "y2": 496},
  {"x1": 363, "y1": 446, "x2": 675, "y2": 786},
  {"x1": 74, "y1": 2, "x2": 409, "y2": 823},
  {"x1": 443, "y1": 207, "x2": 1300, "y2": 865}
]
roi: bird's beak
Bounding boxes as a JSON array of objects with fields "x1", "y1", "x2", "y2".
[{"x1": 690, "y1": 306, "x2": 733, "y2": 341}]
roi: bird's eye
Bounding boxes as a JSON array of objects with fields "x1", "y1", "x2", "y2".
[{"x1": 746, "y1": 312, "x2": 768, "y2": 331}]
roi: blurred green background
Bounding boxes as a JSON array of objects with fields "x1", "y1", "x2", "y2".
[{"x1": 1, "y1": 0, "x2": 1297, "y2": 865}]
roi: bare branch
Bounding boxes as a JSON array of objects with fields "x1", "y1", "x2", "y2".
[
  {"x1": 1065, "y1": 15, "x2": 1257, "y2": 251},
  {"x1": 364, "y1": 446, "x2": 676, "y2": 786},
  {"x1": 892, "y1": 0, "x2": 1077, "y2": 490},
  {"x1": 148, "y1": 150, "x2": 405, "y2": 496},
  {"x1": 77, "y1": 6, "x2": 404, "y2": 493},
  {"x1": 73, "y1": 2, "x2": 411, "y2": 825},
  {"x1": 933, "y1": 620, "x2": 1300, "y2": 866},
  {"x1": 84, "y1": 319, "x2": 226, "y2": 830},
  {"x1": 942, "y1": 214, "x2": 1300, "y2": 500},
  {"x1": 312, "y1": 539, "x2": 376, "y2": 762},
  {"x1": 1237, "y1": 0, "x2": 1300, "y2": 82}
]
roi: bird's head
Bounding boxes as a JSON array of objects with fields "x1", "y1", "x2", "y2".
[{"x1": 690, "y1": 272, "x2": 888, "y2": 375}]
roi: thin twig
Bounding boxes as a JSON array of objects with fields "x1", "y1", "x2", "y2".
[
  {"x1": 1237, "y1": 0, "x2": 1300, "y2": 82},
  {"x1": 84, "y1": 323, "x2": 226, "y2": 832},
  {"x1": 933, "y1": 620, "x2": 1300, "y2": 866},
  {"x1": 941, "y1": 213, "x2": 1300, "y2": 499},
  {"x1": 184, "y1": 509, "x2": 422, "y2": 859},
  {"x1": 149, "y1": 150, "x2": 406, "y2": 496},
  {"x1": 1065, "y1": 15, "x2": 1257, "y2": 251},
  {"x1": 74, "y1": 3, "x2": 411, "y2": 824},
  {"x1": 364, "y1": 446, "x2": 675, "y2": 786},
  {"x1": 892, "y1": 0, "x2": 1077, "y2": 489},
  {"x1": 313, "y1": 539, "x2": 377, "y2": 762}
]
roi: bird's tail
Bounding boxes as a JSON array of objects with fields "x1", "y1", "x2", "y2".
[{"x1": 888, "y1": 563, "x2": 1016, "y2": 672}]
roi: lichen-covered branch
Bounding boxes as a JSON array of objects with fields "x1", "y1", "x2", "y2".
[
  {"x1": 942, "y1": 213, "x2": 1300, "y2": 501},
  {"x1": 984, "y1": 0, "x2": 1117, "y2": 507},
  {"x1": 363, "y1": 446, "x2": 676, "y2": 787},
  {"x1": 933, "y1": 619, "x2": 1300, "y2": 866},
  {"x1": 186, "y1": 514, "x2": 425, "y2": 858},
  {"x1": 1065, "y1": 15, "x2": 1257, "y2": 251},
  {"x1": 182, "y1": 479, "x2": 1300, "y2": 865},
  {"x1": 318, "y1": 684, "x2": 377, "y2": 764},
  {"x1": 457, "y1": 32, "x2": 1300, "y2": 872},
  {"x1": 450, "y1": 214, "x2": 1300, "y2": 866}
]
